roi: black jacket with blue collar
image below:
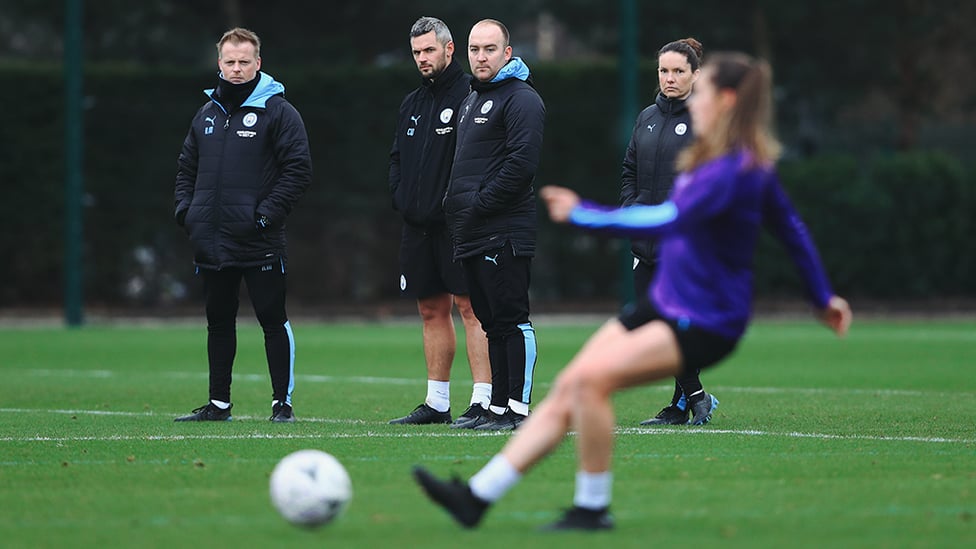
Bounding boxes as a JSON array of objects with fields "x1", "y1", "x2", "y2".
[
  {"x1": 444, "y1": 58, "x2": 545, "y2": 260},
  {"x1": 174, "y1": 72, "x2": 312, "y2": 270}
]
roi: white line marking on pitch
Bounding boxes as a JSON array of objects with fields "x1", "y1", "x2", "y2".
[
  {"x1": 0, "y1": 410, "x2": 971, "y2": 445},
  {"x1": 17, "y1": 369, "x2": 975, "y2": 398},
  {"x1": 0, "y1": 408, "x2": 365, "y2": 423}
]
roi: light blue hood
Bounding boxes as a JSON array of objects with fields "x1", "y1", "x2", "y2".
[
  {"x1": 491, "y1": 57, "x2": 531, "y2": 83},
  {"x1": 204, "y1": 72, "x2": 285, "y2": 111}
]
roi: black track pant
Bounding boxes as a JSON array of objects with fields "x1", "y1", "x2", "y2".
[
  {"x1": 201, "y1": 261, "x2": 295, "y2": 405},
  {"x1": 462, "y1": 243, "x2": 537, "y2": 409}
]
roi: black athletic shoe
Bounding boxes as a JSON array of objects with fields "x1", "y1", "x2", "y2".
[
  {"x1": 389, "y1": 403, "x2": 452, "y2": 425},
  {"x1": 473, "y1": 409, "x2": 527, "y2": 431},
  {"x1": 412, "y1": 466, "x2": 489, "y2": 528},
  {"x1": 639, "y1": 405, "x2": 689, "y2": 426},
  {"x1": 689, "y1": 392, "x2": 719, "y2": 425},
  {"x1": 456, "y1": 409, "x2": 496, "y2": 430},
  {"x1": 540, "y1": 506, "x2": 614, "y2": 532},
  {"x1": 450, "y1": 403, "x2": 488, "y2": 429},
  {"x1": 269, "y1": 401, "x2": 295, "y2": 423},
  {"x1": 174, "y1": 402, "x2": 232, "y2": 422}
]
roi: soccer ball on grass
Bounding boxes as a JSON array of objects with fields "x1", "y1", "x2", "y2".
[{"x1": 269, "y1": 449, "x2": 352, "y2": 528}]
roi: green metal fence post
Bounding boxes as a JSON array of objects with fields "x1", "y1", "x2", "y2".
[{"x1": 64, "y1": 0, "x2": 84, "y2": 326}]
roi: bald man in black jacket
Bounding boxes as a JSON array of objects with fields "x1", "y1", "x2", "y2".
[{"x1": 443, "y1": 19, "x2": 545, "y2": 431}]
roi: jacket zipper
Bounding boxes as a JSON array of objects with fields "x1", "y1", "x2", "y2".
[
  {"x1": 212, "y1": 102, "x2": 230, "y2": 268},
  {"x1": 651, "y1": 108, "x2": 673, "y2": 199}
]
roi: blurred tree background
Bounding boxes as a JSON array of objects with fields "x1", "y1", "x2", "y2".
[{"x1": 2, "y1": 0, "x2": 974, "y2": 318}]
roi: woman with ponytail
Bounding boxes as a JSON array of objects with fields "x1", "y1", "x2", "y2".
[{"x1": 413, "y1": 52, "x2": 852, "y2": 532}]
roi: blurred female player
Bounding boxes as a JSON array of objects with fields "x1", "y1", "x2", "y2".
[{"x1": 413, "y1": 52, "x2": 852, "y2": 531}]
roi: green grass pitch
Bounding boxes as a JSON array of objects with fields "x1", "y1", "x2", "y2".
[{"x1": 2, "y1": 318, "x2": 974, "y2": 548}]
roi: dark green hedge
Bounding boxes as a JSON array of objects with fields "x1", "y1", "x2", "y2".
[
  {"x1": 771, "y1": 152, "x2": 976, "y2": 298},
  {"x1": 3, "y1": 63, "x2": 974, "y2": 309}
]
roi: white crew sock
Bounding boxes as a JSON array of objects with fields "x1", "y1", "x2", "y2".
[
  {"x1": 470, "y1": 383, "x2": 492, "y2": 408},
  {"x1": 425, "y1": 380, "x2": 450, "y2": 412},
  {"x1": 508, "y1": 398, "x2": 529, "y2": 416},
  {"x1": 470, "y1": 454, "x2": 522, "y2": 503},
  {"x1": 488, "y1": 404, "x2": 507, "y2": 415},
  {"x1": 210, "y1": 399, "x2": 231, "y2": 410},
  {"x1": 573, "y1": 470, "x2": 612, "y2": 510}
]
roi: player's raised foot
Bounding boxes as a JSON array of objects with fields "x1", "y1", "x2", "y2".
[
  {"x1": 540, "y1": 506, "x2": 614, "y2": 532},
  {"x1": 639, "y1": 404, "x2": 689, "y2": 426},
  {"x1": 270, "y1": 401, "x2": 295, "y2": 423},
  {"x1": 689, "y1": 392, "x2": 719, "y2": 425},
  {"x1": 473, "y1": 409, "x2": 527, "y2": 431},
  {"x1": 412, "y1": 466, "x2": 489, "y2": 528},
  {"x1": 389, "y1": 403, "x2": 452, "y2": 425},
  {"x1": 174, "y1": 402, "x2": 232, "y2": 422},
  {"x1": 450, "y1": 403, "x2": 488, "y2": 429}
]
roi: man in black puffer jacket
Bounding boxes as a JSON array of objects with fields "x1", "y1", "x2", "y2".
[
  {"x1": 443, "y1": 19, "x2": 545, "y2": 431},
  {"x1": 173, "y1": 28, "x2": 311, "y2": 424}
]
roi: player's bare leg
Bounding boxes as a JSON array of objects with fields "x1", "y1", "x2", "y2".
[
  {"x1": 390, "y1": 293, "x2": 455, "y2": 424},
  {"x1": 451, "y1": 294, "x2": 492, "y2": 426}
]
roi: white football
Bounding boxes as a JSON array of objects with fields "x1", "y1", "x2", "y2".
[{"x1": 269, "y1": 449, "x2": 352, "y2": 528}]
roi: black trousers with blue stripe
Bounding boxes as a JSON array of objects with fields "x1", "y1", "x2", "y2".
[
  {"x1": 461, "y1": 242, "x2": 537, "y2": 410},
  {"x1": 199, "y1": 260, "x2": 295, "y2": 406}
]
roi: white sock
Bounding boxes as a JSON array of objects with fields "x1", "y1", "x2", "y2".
[
  {"x1": 573, "y1": 471, "x2": 612, "y2": 510},
  {"x1": 425, "y1": 380, "x2": 450, "y2": 412},
  {"x1": 508, "y1": 398, "x2": 529, "y2": 416},
  {"x1": 210, "y1": 399, "x2": 231, "y2": 410},
  {"x1": 470, "y1": 455, "x2": 522, "y2": 503},
  {"x1": 470, "y1": 383, "x2": 491, "y2": 408},
  {"x1": 488, "y1": 404, "x2": 507, "y2": 415}
]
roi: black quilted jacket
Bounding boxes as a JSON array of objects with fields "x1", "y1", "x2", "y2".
[
  {"x1": 174, "y1": 73, "x2": 312, "y2": 270},
  {"x1": 444, "y1": 72, "x2": 545, "y2": 260},
  {"x1": 619, "y1": 92, "x2": 693, "y2": 264}
]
